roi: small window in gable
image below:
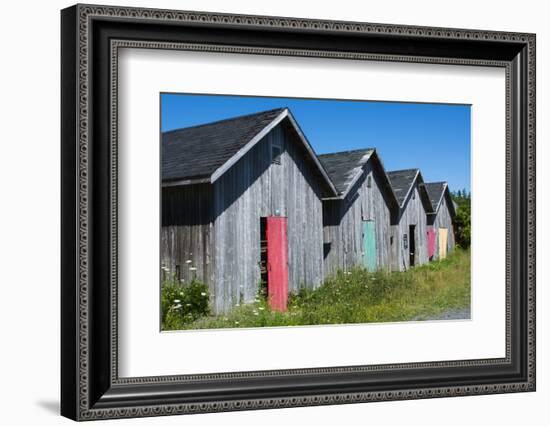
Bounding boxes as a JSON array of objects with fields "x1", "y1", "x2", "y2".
[
  {"x1": 366, "y1": 174, "x2": 372, "y2": 188},
  {"x1": 271, "y1": 144, "x2": 282, "y2": 165}
]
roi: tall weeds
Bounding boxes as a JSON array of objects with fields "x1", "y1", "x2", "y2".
[{"x1": 163, "y1": 248, "x2": 470, "y2": 330}]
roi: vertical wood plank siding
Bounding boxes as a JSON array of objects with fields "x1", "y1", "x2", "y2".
[
  {"x1": 429, "y1": 192, "x2": 456, "y2": 260},
  {"x1": 322, "y1": 161, "x2": 393, "y2": 277},
  {"x1": 391, "y1": 182, "x2": 429, "y2": 271},
  {"x1": 212, "y1": 123, "x2": 325, "y2": 313},
  {"x1": 161, "y1": 184, "x2": 213, "y2": 287}
]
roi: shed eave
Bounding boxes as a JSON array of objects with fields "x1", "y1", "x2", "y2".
[
  {"x1": 209, "y1": 109, "x2": 289, "y2": 183},
  {"x1": 162, "y1": 177, "x2": 211, "y2": 187},
  {"x1": 370, "y1": 150, "x2": 400, "y2": 211},
  {"x1": 398, "y1": 169, "x2": 421, "y2": 209},
  {"x1": 209, "y1": 108, "x2": 339, "y2": 197},
  {"x1": 285, "y1": 112, "x2": 339, "y2": 197},
  {"x1": 433, "y1": 183, "x2": 447, "y2": 213},
  {"x1": 322, "y1": 194, "x2": 345, "y2": 201}
]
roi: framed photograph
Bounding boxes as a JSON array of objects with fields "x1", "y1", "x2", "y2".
[{"x1": 61, "y1": 4, "x2": 536, "y2": 421}]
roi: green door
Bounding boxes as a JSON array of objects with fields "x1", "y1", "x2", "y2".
[{"x1": 362, "y1": 220, "x2": 377, "y2": 272}]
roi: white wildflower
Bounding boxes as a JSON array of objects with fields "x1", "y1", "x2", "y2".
[
  {"x1": 186, "y1": 303, "x2": 191, "y2": 307},
  {"x1": 258, "y1": 306, "x2": 265, "y2": 311},
  {"x1": 189, "y1": 267, "x2": 197, "y2": 271},
  {"x1": 253, "y1": 311, "x2": 259, "y2": 316},
  {"x1": 185, "y1": 260, "x2": 192, "y2": 264},
  {"x1": 173, "y1": 299, "x2": 180, "y2": 303},
  {"x1": 235, "y1": 321, "x2": 240, "y2": 325},
  {"x1": 173, "y1": 304, "x2": 182, "y2": 309},
  {"x1": 200, "y1": 292, "x2": 207, "y2": 296},
  {"x1": 235, "y1": 303, "x2": 240, "y2": 307}
]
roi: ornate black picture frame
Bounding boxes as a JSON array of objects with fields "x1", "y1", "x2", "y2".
[{"x1": 61, "y1": 4, "x2": 536, "y2": 421}]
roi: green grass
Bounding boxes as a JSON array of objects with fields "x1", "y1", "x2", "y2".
[
  {"x1": 162, "y1": 248, "x2": 470, "y2": 331},
  {"x1": 161, "y1": 279, "x2": 210, "y2": 329}
]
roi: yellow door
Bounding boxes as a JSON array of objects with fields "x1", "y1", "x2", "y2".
[{"x1": 438, "y1": 228, "x2": 448, "y2": 259}]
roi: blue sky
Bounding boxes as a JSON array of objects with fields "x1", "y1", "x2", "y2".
[{"x1": 161, "y1": 93, "x2": 471, "y2": 192}]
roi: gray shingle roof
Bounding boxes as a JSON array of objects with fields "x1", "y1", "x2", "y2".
[
  {"x1": 318, "y1": 149, "x2": 374, "y2": 195},
  {"x1": 387, "y1": 168, "x2": 434, "y2": 213},
  {"x1": 425, "y1": 181, "x2": 456, "y2": 216},
  {"x1": 424, "y1": 182, "x2": 447, "y2": 211},
  {"x1": 162, "y1": 108, "x2": 286, "y2": 182},
  {"x1": 387, "y1": 169, "x2": 420, "y2": 206}
]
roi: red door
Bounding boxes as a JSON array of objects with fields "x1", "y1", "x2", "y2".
[
  {"x1": 266, "y1": 217, "x2": 288, "y2": 311},
  {"x1": 427, "y1": 227, "x2": 436, "y2": 260}
]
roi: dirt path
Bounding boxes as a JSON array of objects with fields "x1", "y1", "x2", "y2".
[{"x1": 415, "y1": 307, "x2": 471, "y2": 321}]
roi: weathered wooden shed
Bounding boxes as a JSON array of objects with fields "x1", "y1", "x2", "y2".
[
  {"x1": 162, "y1": 108, "x2": 338, "y2": 313},
  {"x1": 425, "y1": 182, "x2": 456, "y2": 260},
  {"x1": 319, "y1": 149, "x2": 399, "y2": 276},
  {"x1": 386, "y1": 169, "x2": 434, "y2": 271}
]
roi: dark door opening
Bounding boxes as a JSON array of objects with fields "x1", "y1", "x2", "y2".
[{"x1": 409, "y1": 225, "x2": 416, "y2": 267}]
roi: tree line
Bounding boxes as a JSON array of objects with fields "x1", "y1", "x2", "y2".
[{"x1": 451, "y1": 189, "x2": 471, "y2": 249}]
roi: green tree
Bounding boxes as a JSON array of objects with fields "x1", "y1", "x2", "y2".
[{"x1": 452, "y1": 192, "x2": 471, "y2": 248}]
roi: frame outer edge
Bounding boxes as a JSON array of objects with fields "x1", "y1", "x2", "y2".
[
  {"x1": 61, "y1": 4, "x2": 80, "y2": 422},
  {"x1": 527, "y1": 34, "x2": 536, "y2": 390},
  {"x1": 66, "y1": 4, "x2": 536, "y2": 421}
]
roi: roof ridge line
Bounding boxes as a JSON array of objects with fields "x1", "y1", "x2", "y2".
[
  {"x1": 162, "y1": 107, "x2": 287, "y2": 134},
  {"x1": 318, "y1": 147, "x2": 375, "y2": 157},
  {"x1": 387, "y1": 168, "x2": 420, "y2": 174}
]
